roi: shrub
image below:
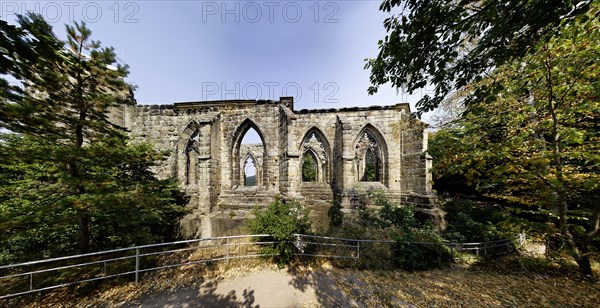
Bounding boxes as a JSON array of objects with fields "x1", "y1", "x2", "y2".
[
  {"x1": 393, "y1": 229, "x2": 453, "y2": 271},
  {"x1": 443, "y1": 199, "x2": 503, "y2": 242},
  {"x1": 248, "y1": 197, "x2": 311, "y2": 267},
  {"x1": 328, "y1": 192, "x2": 455, "y2": 270},
  {"x1": 324, "y1": 216, "x2": 400, "y2": 270},
  {"x1": 358, "y1": 191, "x2": 419, "y2": 230},
  {"x1": 378, "y1": 200, "x2": 418, "y2": 231},
  {"x1": 361, "y1": 193, "x2": 454, "y2": 270},
  {"x1": 328, "y1": 199, "x2": 344, "y2": 227}
]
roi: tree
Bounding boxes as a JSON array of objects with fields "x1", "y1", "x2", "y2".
[
  {"x1": 430, "y1": 7, "x2": 600, "y2": 275},
  {"x1": 365, "y1": 0, "x2": 594, "y2": 116},
  {"x1": 301, "y1": 154, "x2": 317, "y2": 182},
  {"x1": 0, "y1": 14, "x2": 187, "y2": 260},
  {"x1": 248, "y1": 197, "x2": 311, "y2": 267},
  {"x1": 0, "y1": 134, "x2": 188, "y2": 263},
  {"x1": 1, "y1": 15, "x2": 64, "y2": 135}
]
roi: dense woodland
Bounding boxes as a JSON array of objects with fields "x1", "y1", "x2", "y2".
[
  {"x1": 0, "y1": 0, "x2": 599, "y2": 285},
  {"x1": 366, "y1": 0, "x2": 599, "y2": 276},
  {"x1": 0, "y1": 14, "x2": 188, "y2": 264}
]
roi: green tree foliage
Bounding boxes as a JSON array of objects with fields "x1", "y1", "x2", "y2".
[
  {"x1": 366, "y1": 0, "x2": 594, "y2": 116},
  {"x1": 367, "y1": 192, "x2": 452, "y2": 270},
  {"x1": 301, "y1": 154, "x2": 317, "y2": 182},
  {"x1": 393, "y1": 229, "x2": 453, "y2": 271},
  {"x1": 248, "y1": 197, "x2": 311, "y2": 267},
  {"x1": 244, "y1": 175, "x2": 256, "y2": 186},
  {"x1": 364, "y1": 150, "x2": 378, "y2": 181},
  {"x1": 442, "y1": 200, "x2": 503, "y2": 243},
  {"x1": 0, "y1": 14, "x2": 187, "y2": 261},
  {"x1": 327, "y1": 199, "x2": 344, "y2": 227},
  {"x1": 0, "y1": 134, "x2": 188, "y2": 264},
  {"x1": 0, "y1": 15, "x2": 64, "y2": 133},
  {"x1": 430, "y1": 8, "x2": 600, "y2": 275},
  {"x1": 375, "y1": 191, "x2": 418, "y2": 231}
]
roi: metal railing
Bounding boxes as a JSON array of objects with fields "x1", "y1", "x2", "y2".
[
  {"x1": 293, "y1": 234, "x2": 514, "y2": 260},
  {"x1": 0, "y1": 234, "x2": 274, "y2": 299},
  {"x1": 0, "y1": 234, "x2": 515, "y2": 299},
  {"x1": 447, "y1": 239, "x2": 515, "y2": 258}
]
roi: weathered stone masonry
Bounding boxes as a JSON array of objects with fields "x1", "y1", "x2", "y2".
[{"x1": 110, "y1": 97, "x2": 435, "y2": 238}]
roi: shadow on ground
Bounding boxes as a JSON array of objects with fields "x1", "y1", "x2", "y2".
[
  {"x1": 287, "y1": 266, "x2": 358, "y2": 307},
  {"x1": 126, "y1": 279, "x2": 258, "y2": 308}
]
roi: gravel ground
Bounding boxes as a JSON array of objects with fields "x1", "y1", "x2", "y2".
[{"x1": 3, "y1": 256, "x2": 599, "y2": 307}]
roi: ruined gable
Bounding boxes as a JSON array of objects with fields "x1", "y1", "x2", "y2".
[{"x1": 113, "y1": 97, "x2": 435, "y2": 237}]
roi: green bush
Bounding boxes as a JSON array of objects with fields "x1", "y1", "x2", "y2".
[
  {"x1": 442, "y1": 199, "x2": 503, "y2": 242},
  {"x1": 378, "y1": 198, "x2": 418, "y2": 231},
  {"x1": 248, "y1": 197, "x2": 311, "y2": 267},
  {"x1": 324, "y1": 216, "x2": 399, "y2": 270},
  {"x1": 327, "y1": 199, "x2": 344, "y2": 227},
  {"x1": 355, "y1": 202, "x2": 380, "y2": 227},
  {"x1": 356, "y1": 192, "x2": 453, "y2": 270},
  {"x1": 393, "y1": 229, "x2": 453, "y2": 271},
  {"x1": 328, "y1": 193, "x2": 456, "y2": 270},
  {"x1": 357, "y1": 191, "x2": 419, "y2": 230}
]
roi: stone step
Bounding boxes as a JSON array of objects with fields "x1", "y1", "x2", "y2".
[{"x1": 298, "y1": 190, "x2": 333, "y2": 194}]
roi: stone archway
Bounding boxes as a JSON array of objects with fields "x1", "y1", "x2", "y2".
[
  {"x1": 230, "y1": 119, "x2": 268, "y2": 188},
  {"x1": 301, "y1": 149, "x2": 319, "y2": 182},
  {"x1": 354, "y1": 124, "x2": 389, "y2": 186},
  {"x1": 241, "y1": 150, "x2": 262, "y2": 186},
  {"x1": 177, "y1": 121, "x2": 201, "y2": 187},
  {"x1": 118, "y1": 98, "x2": 435, "y2": 237},
  {"x1": 299, "y1": 127, "x2": 331, "y2": 183}
]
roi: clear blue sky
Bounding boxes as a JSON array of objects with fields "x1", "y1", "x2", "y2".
[{"x1": 2, "y1": 1, "x2": 433, "y2": 115}]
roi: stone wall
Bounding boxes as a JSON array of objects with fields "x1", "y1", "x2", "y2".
[{"x1": 115, "y1": 97, "x2": 435, "y2": 237}]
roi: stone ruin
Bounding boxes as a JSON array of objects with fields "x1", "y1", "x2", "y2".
[{"x1": 109, "y1": 97, "x2": 439, "y2": 238}]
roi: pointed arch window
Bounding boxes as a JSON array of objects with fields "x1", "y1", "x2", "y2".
[
  {"x1": 355, "y1": 130, "x2": 385, "y2": 184},
  {"x1": 244, "y1": 155, "x2": 257, "y2": 186},
  {"x1": 363, "y1": 147, "x2": 381, "y2": 182},
  {"x1": 184, "y1": 129, "x2": 200, "y2": 185},
  {"x1": 177, "y1": 121, "x2": 204, "y2": 187},
  {"x1": 299, "y1": 129, "x2": 331, "y2": 183},
  {"x1": 231, "y1": 120, "x2": 267, "y2": 189},
  {"x1": 301, "y1": 150, "x2": 318, "y2": 182}
]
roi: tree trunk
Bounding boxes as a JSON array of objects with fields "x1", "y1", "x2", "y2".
[
  {"x1": 544, "y1": 56, "x2": 594, "y2": 277},
  {"x1": 560, "y1": 203, "x2": 594, "y2": 277},
  {"x1": 78, "y1": 210, "x2": 90, "y2": 253},
  {"x1": 73, "y1": 89, "x2": 89, "y2": 253},
  {"x1": 564, "y1": 234, "x2": 593, "y2": 277}
]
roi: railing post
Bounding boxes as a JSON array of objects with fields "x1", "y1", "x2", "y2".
[
  {"x1": 356, "y1": 241, "x2": 360, "y2": 260},
  {"x1": 135, "y1": 248, "x2": 140, "y2": 283},
  {"x1": 29, "y1": 273, "x2": 33, "y2": 291},
  {"x1": 483, "y1": 242, "x2": 487, "y2": 257},
  {"x1": 226, "y1": 237, "x2": 230, "y2": 266},
  {"x1": 518, "y1": 233, "x2": 525, "y2": 247}
]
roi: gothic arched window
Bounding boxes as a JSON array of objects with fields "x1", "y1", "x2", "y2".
[
  {"x1": 299, "y1": 129, "x2": 330, "y2": 183},
  {"x1": 355, "y1": 130, "x2": 385, "y2": 184},
  {"x1": 363, "y1": 147, "x2": 381, "y2": 182},
  {"x1": 244, "y1": 155, "x2": 257, "y2": 186},
  {"x1": 232, "y1": 120, "x2": 266, "y2": 188},
  {"x1": 301, "y1": 151, "x2": 318, "y2": 182},
  {"x1": 184, "y1": 129, "x2": 200, "y2": 185}
]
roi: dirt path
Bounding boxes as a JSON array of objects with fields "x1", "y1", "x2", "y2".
[
  {"x1": 126, "y1": 268, "x2": 357, "y2": 307},
  {"x1": 7, "y1": 256, "x2": 597, "y2": 307}
]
